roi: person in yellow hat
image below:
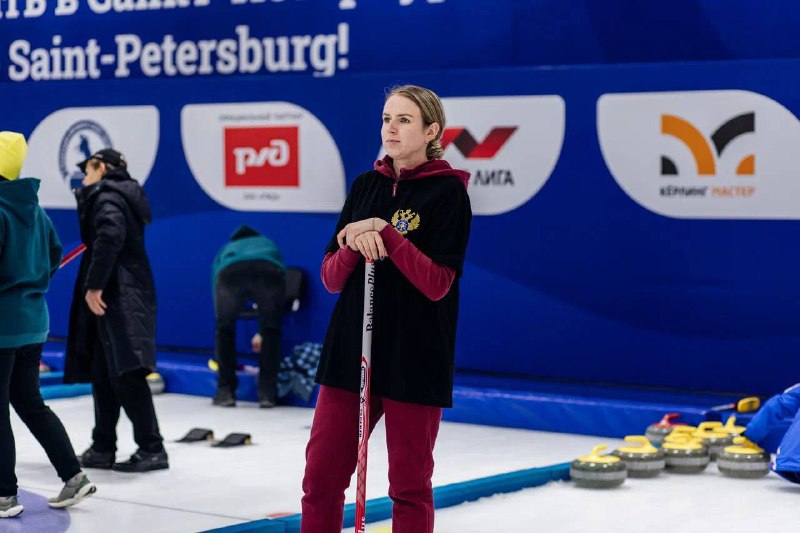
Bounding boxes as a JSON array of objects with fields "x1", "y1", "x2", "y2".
[{"x1": 0, "y1": 132, "x2": 96, "y2": 518}]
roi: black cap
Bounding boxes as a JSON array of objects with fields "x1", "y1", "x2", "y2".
[{"x1": 77, "y1": 148, "x2": 127, "y2": 173}]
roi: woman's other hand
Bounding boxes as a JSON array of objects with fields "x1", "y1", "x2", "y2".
[{"x1": 353, "y1": 231, "x2": 387, "y2": 262}]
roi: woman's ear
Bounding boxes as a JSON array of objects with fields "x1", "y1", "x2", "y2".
[{"x1": 427, "y1": 122, "x2": 441, "y2": 142}]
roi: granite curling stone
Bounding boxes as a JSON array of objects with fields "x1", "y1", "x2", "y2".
[
  {"x1": 612, "y1": 436, "x2": 666, "y2": 478},
  {"x1": 718, "y1": 436, "x2": 771, "y2": 479},
  {"x1": 570, "y1": 445, "x2": 627, "y2": 488}
]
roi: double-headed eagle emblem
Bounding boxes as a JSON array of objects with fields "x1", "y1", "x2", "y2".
[{"x1": 390, "y1": 209, "x2": 421, "y2": 235}]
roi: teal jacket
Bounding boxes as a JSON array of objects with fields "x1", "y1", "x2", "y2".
[
  {"x1": 212, "y1": 225, "x2": 285, "y2": 295},
  {"x1": 0, "y1": 178, "x2": 62, "y2": 349}
]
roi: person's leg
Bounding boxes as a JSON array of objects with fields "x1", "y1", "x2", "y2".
[
  {"x1": 112, "y1": 369, "x2": 165, "y2": 454},
  {"x1": 9, "y1": 344, "x2": 81, "y2": 483},
  {"x1": 89, "y1": 341, "x2": 121, "y2": 455},
  {"x1": 300, "y1": 386, "x2": 383, "y2": 533},
  {"x1": 384, "y1": 399, "x2": 442, "y2": 533},
  {"x1": 251, "y1": 263, "x2": 285, "y2": 406},
  {"x1": 214, "y1": 270, "x2": 245, "y2": 404},
  {"x1": 0, "y1": 350, "x2": 17, "y2": 498},
  {"x1": 109, "y1": 367, "x2": 167, "y2": 473}
]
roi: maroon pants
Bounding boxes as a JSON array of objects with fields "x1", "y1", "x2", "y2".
[{"x1": 301, "y1": 385, "x2": 442, "y2": 533}]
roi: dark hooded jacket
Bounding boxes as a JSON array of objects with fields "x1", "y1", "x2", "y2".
[
  {"x1": 316, "y1": 157, "x2": 472, "y2": 407},
  {"x1": 65, "y1": 168, "x2": 156, "y2": 382},
  {"x1": 0, "y1": 178, "x2": 62, "y2": 348}
]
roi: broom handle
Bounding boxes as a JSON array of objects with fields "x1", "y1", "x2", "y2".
[
  {"x1": 59, "y1": 243, "x2": 87, "y2": 269},
  {"x1": 355, "y1": 260, "x2": 375, "y2": 533}
]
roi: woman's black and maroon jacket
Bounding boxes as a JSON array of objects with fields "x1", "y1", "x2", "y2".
[{"x1": 315, "y1": 157, "x2": 472, "y2": 408}]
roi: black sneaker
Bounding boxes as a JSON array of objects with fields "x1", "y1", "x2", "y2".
[
  {"x1": 258, "y1": 386, "x2": 277, "y2": 409},
  {"x1": 212, "y1": 389, "x2": 236, "y2": 407},
  {"x1": 112, "y1": 450, "x2": 169, "y2": 473},
  {"x1": 79, "y1": 447, "x2": 115, "y2": 469}
]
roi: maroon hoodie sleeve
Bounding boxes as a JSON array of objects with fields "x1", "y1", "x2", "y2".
[
  {"x1": 379, "y1": 225, "x2": 456, "y2": 301},
  {"x1": 320, "y1": 246, "x2": 362, "y2": 293}
]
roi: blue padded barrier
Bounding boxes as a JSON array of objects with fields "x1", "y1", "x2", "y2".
[
  {"x1": 41, "y1": 348, "x2": 754, "y2": 436},
  {"x1": 39, "y1": 371, "x2": 64, "y2": 387},
  {"x1": 444, "y1": 373, "x2": 754, "y2": 438},
  {"x1": 40, "y1": 384, "x2": 92, "y2": 400}
]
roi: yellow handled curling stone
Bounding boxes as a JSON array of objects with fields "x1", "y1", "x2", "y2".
[
  {"x1": 570, "y1": 445, "x2": 627, "y2": 488},
  {"x1": 662, "y1": 428, "x2": 709, "y2": 474},
  {"x1": 146, "y1": 372, "x2": 165, "y2": 395},
  {"x1": 717, "y1": 437, "x2": 771, "y2": 478},
  {"x1": 720, "y1": 415, "x2": 746, "y2": 436},
  {"x1": 693, "y1": 422, "x2": 734, "y2": 461},
  {"x1": 612, "y1": 436, "x2": 665, "y2": 478}
]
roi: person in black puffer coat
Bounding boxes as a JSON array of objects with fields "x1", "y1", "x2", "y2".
[{"x1": 64, "y1": 148, "x2": 167, "y2": 473}]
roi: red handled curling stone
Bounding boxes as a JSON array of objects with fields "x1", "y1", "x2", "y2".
[
  {"x1": 645, "y1": 413, "x2": 686, "y2": 446},
  {"x1": 570, "y1": 445, "x2": 627, "y2": 488},
  {"x1": 612, "y1": 436, "x2": 665, "y2": 478},
  {"x1": 718, "y1": 436, "x2": 771, "y2": 479},
  {"x1": 694, "y1": 422, "x2": 734, "y2": 461},
  {"x1": 662, "y1": 428, "x2": 709, "y2": 474}
]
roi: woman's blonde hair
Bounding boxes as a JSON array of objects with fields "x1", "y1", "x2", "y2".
[{"x1": 386, "y1": 85, "x2": 446, "y2": 159}]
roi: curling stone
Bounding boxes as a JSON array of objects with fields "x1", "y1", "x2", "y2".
[
  {"x1": 718, "y1": 436, "x2": 771, "y2": 479},
  {"x1": 663, "y1": 426, "x2": 699, "y2": 444},
  {"x1": 694, "y1": 422, "x2": 734, "y2": 461},
  {"x1": 645, "y1": 413, "x2": 686, "y2": 446},
  {"x1": 146, "y1": 372, "x2": 165, "y2": 394},
  {"x1": 662, "y1": 435, "x2": 710, "y2": 473},
  {"x1": 570, "y1": 445, "x2": 627, "y2": 488},
  {"x1": 612, "y1": 436, "x2": 665, "y2": 478},
  {"x1": 720, "y1": 415, "x2": 746, "y2": 436}
]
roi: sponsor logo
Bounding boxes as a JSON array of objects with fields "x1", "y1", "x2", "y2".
[
  {"x1": 224, "y1": 127, "x2": 299, "y2": 187},
  {"x1": 58, "y1": 120, "x2": 113, "y2": 191},
  {"x1": 658, "y1": 112, "x2": 756, "y2": 199},
  {"x1": 598, "y1": 90, "x2": 800, "y2": 219},
  {"x1": 21, "y1": 106, "x2": 159, "y2": 209},
  {"x1": 182, "y1": 102, "x2": 345, "y2": 212},
  {"x1": 378, "y1": 95, "x2": 565, "y2": 216},
  {"x1": 660, "y1": 112, "x2": 755, "y2": 177},
  {"x1": 441, "y1": 127, "x2": 518, "y2": 159}
]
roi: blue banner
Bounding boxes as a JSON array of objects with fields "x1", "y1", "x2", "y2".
[
  {"x1": 2, "y1": 1, "x2": 798, "y2": 83},
  {"x1": 2, "y1": 2, "x2": 799, "y2": 396}
]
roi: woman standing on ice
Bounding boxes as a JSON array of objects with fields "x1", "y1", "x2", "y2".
[{"x1": 301, "y1": 85, "x2": 472, "y2": 532}]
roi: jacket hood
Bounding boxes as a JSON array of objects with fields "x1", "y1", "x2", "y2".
[
  {"x1": 0, "y1": 177, "x2": 40, "y2": 227},
  {"x1": 374, "y1": 156, "x2": 471, "y2": 189},
  {"x1": 84, "y1": 168, "x2": 152, "y2": 225},
  {"x1": 230, "y1": 225, "x2": 262, "y2": 241}
]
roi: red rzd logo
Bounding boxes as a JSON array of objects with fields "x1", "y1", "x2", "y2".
[{"x1": 225, "y1": 127, "x2": 299, "y2": 187}]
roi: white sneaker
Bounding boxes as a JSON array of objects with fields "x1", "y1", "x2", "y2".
[
  {"x1": 48, "y1": 472, "x2": 97, "y2": 508},
  {"x1": 0, "y1": 495, "x2": 23, "y2": 518}
]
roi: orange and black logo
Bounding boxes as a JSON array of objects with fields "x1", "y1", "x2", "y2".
[{"x1": 660, "y1": 112, "x2": 755, "y2": 176}]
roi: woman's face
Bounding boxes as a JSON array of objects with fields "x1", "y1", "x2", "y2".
[
  {"x1": 82, "y1": 160, "x2": 104, "y2": 187},
  {"x1": 382, "y1": 94, "x2": 436, "y2": 165}
]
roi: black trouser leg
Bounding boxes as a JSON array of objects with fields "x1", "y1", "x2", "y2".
[
  {"x1": 0, "y1": 352, "x2": 16, "y2": 496},
  {"x1": 111, "y1": 369, "x2": 164, "y2": 454},
  {"x1": 215, "y1": 276, "x2": 246, "y2": 395},
  {"x1": 91, "y1": 344, "x2": 121, "y2": 453},
  {"x1": 10, "y1": 344, "x2": 81, "y2": 483},
  {"x1": 214, "y1": 319, "x2": 238, "y2": 394},
  {"x1": 252, "y1": 265, "x2": 285, "y2": 403}
]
